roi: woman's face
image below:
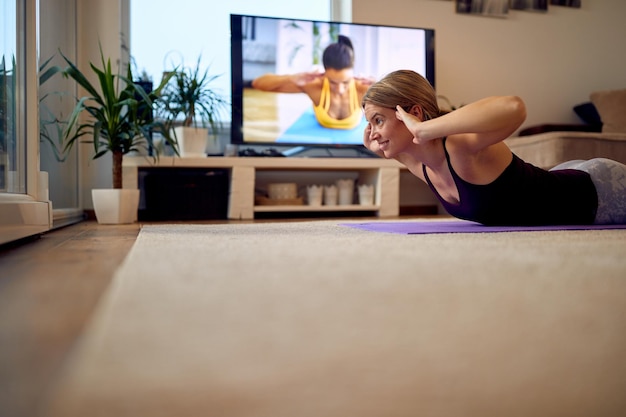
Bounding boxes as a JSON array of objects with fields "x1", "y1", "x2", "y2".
[
  {"x1": 363, "y1": 103, "x2": 414, "y2": 157},
  {"x1": 325, "y1": 68, "x2": 354, "y2": 96}
]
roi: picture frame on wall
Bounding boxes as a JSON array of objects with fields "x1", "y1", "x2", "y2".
[
  {"x1": 550, "y1": 0, "x2": 581, "y2": 7},
  {"x1": 455, "y1": 0, "x2": 582, "y2": 15},
  {"x1": 510, "y1": 0, "x2": 548, "y2": 12},
  {"x1": 456, "y1": 0, "x2": 510, "y2": 18}
]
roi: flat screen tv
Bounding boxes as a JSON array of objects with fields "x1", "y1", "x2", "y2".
[{"x1": 230, "y1": 14, "x2": 435, "y2": 153}]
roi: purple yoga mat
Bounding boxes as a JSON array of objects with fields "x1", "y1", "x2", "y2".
[{"x1": 342, "y1": 220, "x2": 626, "y2": 235}]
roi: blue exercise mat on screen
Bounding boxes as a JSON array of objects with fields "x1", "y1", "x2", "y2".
[
  {"x1": 341, "y1": 219, "x2": 626, "y2": 234},
  {"x1": 276, "y1": 108, "x2": 367, "y2": 145}
]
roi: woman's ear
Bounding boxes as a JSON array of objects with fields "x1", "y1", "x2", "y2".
[{"x1": 409, "y1": 105, "x2": 425, "y2": 121}]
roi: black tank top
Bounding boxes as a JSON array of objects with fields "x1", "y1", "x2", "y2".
[{"x1": 422, "y1": 139, "x2": 598, "y2": 226}]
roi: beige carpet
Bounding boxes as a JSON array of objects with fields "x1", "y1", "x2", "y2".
[{"x1": 44, "y1": 220, "x2": 626, "y2": 417}]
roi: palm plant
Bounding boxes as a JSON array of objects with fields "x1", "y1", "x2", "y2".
[
  {"x1": 157, "y1": 56, "x2": 228, "y2": 137},
  {"x1": 58, "y1": 48, "x2": 176, "y2": 188}
]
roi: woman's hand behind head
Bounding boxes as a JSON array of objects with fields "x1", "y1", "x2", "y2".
[{"x1": 395, "y1": 105, "x2": 430, "y2": 145}]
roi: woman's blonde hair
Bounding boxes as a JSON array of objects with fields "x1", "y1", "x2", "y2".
[{"x1": 362, "y1": 70, "x2": 442, "y2": 119}]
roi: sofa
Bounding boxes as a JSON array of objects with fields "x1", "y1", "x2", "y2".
[{"x1": 505, "y1": 88, "x2": 626, "y2": 169}]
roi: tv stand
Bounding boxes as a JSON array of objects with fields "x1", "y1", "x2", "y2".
[{"x1": 123, "y1": 156, "x2": 404, "y2": 220}]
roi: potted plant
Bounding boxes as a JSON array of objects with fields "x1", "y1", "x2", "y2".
[
  {"x1": 157, "y1": 56, "x2": 229, "y2": 156},
  {"x1": 57, "y1": 48, "x2": 176, "y2": 224}
]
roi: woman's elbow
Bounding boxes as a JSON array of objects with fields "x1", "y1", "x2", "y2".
[
  {"x1": 251, "y1": 77, "x2": 262, "y2": 90},
  {"x1": 507, "y1": 96, "x2": 527, "y2": 125}
]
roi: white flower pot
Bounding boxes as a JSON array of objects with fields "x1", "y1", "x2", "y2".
[
  {"x1": 92, "y1": 189, "x2": 140, "y2": 224},
  {"x1": 174, "y1": 126, "x2": 208, "y2": 157}
]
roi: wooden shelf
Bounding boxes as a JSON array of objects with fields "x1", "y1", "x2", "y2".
[{"x1": 123, "y1": 156, "x2": 402, "y2": 220}]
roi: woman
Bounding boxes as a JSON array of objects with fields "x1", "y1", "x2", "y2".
[
  {"x1": 362, "y1": 69, "x2": 626, "y2": 226},
  {"x1": 252, "y1": 35, "x2": 373, "y2": 130}
]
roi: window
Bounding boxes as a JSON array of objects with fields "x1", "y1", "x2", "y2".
[
  {"x1": 0, "y1": 0, "x2": 51, "y2": 245},
  {"x1": 130, "y1": 0, "x2": 342, "y2": 121},
  {"x1": 1, "y1": 0, "x2": 23, "y2": 193}
]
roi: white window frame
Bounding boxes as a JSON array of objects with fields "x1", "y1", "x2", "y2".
[{"x1": 0, "y1": 0, "x2": 52, "y2": 245}]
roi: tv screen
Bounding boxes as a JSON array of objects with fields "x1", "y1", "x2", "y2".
[{"x1": 230, "y1": 14, "x2": 435, "y2": 151}]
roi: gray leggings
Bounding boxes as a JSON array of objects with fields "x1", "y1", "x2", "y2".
[{"x1": 550, "y1": 158, "x2": 626, "y2": 224}]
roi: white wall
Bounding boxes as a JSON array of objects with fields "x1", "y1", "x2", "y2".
[{"x1": 352, "y1": 0, "x2": 626, "y2": 129}]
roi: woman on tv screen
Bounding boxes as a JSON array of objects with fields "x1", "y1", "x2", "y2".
[{"x1": 252, "y1": 35, "x2": 374, "y2": 130}]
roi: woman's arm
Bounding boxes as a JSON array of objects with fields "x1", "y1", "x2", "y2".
[
  {"x1": 251, "y1": 71, "x2": 323, "y2": 93},
  {"x1": 354, "y1": 75, "x2": 376, "y2": 94},
  {"x1": 398, "y1": 96, "x2": 527, "y2": 153}
]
